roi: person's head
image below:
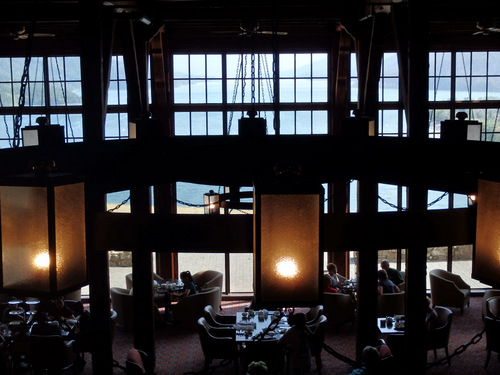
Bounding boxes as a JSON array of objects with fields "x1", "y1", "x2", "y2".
[
  {"x1": 362, "y1": 346, "x2": 380, "y2": 369},
  {"x1": 246, "y1": 361, "x2": 268, "y2": 375},
  {"x1": 380, "y1": 259, "x2": 390, "y2": 270},
  {"x1": 54, "y1": 297, "x2": 65, "y2": 310},
  {"x1": 180, "y1": 270, "x2": 194, "y2": 283},
  {"x1": 378, "y1": 269, "x2": 388, "y2": 281},
  {"x1": 291, "y1": 312, "x2": 307, "y2": 328},
  {"x1": 327, "y1": 263, "x2": 337, "y2": 275}
]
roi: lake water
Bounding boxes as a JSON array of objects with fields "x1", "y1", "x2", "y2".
[{"x1": 107, "y1": 180, "x2": 467, "y2": 212}]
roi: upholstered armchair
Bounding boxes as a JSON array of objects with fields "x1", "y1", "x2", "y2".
[
  {"x1": 197, "y1": 317, "x2": 239, "y2": 373},
  {"x1": 377, "y1": 292, "x2": 405, "y2": 317},
  {"x1": 110, "y1": 287, "x2": 134, "y2": 330},
  {"x1": 482, "y1": 289, "x2": 500, "y2": 319},
  {"x1": 429, "y1": 269, "x2": 471, "y2": 314},
  {"x1": 425, "y1": 306, "x2": 453, "y2": 365},
  {"x1": 323, "y1": 292, "x2": 356, "y2": 328},
  {"x1": 172, "y1": 286, "x2": 222, "y2": 329},
  {"x1": 125, "y1": 273, "x2": 165, "y2": 290},
  {"x1": 125, "y1": 272, "x2": 167, "y2": 308},
  {"x1": 192, "y1": 270, "x2": 223, "y2": 291},
  {"x1": 203, "y1": 304, "x2": 236, "y2": 328}
]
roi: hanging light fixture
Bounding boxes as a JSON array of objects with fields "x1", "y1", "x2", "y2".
[
  {"x1": 253, "y1": 162, "x2": 324, "y2": 309},
  {"x1": 0, "y1": 159, "x2": 87, "y2": 297},
  {"x1": 203, "y1": 190, "x2": 220, "y2": 215},
  {"x1": 441, "y1": 112, "x2": 481, "y2": 142}
]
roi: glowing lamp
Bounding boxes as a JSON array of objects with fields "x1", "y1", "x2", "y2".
[
  {"x1": 0, "y1": 171, "x2": 87, "y2": 297},
  {"x1": 203, "y1": 190, "x2": 220, "y2": 215},
  {"x1": 253, "y1": 168, "x2": 323, "y2": 309}
]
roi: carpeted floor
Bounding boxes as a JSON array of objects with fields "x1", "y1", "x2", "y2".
[{"x1": 15, "y1": 296, "x2": 500, "y2": 374}]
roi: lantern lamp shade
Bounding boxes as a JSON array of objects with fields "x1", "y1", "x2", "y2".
[
  {"x1": 22, "y1": 124, "x2": 65, "y2": 147},
  {"x1": 204, "y1": 190, "x2": 220, "y2": 215},
  {"x1": 440, "y1": 119, "x2": 482, "y2": 142},
  {"x1": 0, "y1": 173, "x2": 87, "y2": 297},
  {"x1": 253, "y1": 181, "x2": 324, "y2": 309},
  {"x1": 473, "y1": 179, "x2": 500, "y2": 287}
]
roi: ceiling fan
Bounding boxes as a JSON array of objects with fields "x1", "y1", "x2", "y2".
[
  {"x1": 1, "y1": 25, "x2": 55, "y2": 40},
  {"x1": 473, "y1": 21, "x2": 500, "y2": 36},
  {"x1": 213, "y1": 22, "x2": 288, "y2": 37}
]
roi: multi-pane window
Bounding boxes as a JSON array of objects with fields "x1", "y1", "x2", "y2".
[
  {"x1": 172, "y1": 53, "x2": 328, "y2": 136},
  {"x1": 428, "y1": 51, "x2": 500, "y2": 141},
  {"x1": 0, "y1": 56, "x2": 84, "y2": 147}
]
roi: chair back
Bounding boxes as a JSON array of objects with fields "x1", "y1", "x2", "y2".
[
  {"x1": 485, "y1": 316, "x2": 500, "y2": 353},
  {"x1": 486, "y1": 296, "x2": 500, "y2": 319},
  {"x1": 323, "y1": 292, "x2": 356, "y2": 327},
  {"x1": 193, "y1": 270, "x2": 223, "y2": 291},
  {"x1": 425, "y1": 306, "x2": 453, "y2": 350},
  {"x1": 308, "y1": 314, "x2": 327, "y2": 356},
  {"x1": 306, "y1": 305, "x2": 324, "y2": 325},
  {"x1": 110, "y1": 287, "x2": 134, "y2": 329},
  {"x1": 197, "y1": 317, "x2": 238, "y2": 359},
  {"x1": 28, "y1": 334, "x2": 76, "y2": 372},
  {"x1": 377, "y1": 292, "x2": 405, "y2": 317},
  {"x1": 173, "y1": 286, "x2": 222, "y2": 328},
  {"x1": 203, "y1": 304, "x2": 235, "y2": 327}
]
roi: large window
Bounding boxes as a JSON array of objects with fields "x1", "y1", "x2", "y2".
[
  {"x1": 0, "y1": 56, "x2": 84, "y2": 147},
  {"x1": 349, "y1": 50, "x2": 498, "y2": 289},
  {"x1": 173, "y1": 53, "x2": 328, "y2": 136}
]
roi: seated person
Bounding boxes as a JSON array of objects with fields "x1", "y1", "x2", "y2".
[
  {"x1": 171, "y1": 271, "x2": 197, "y2": 300},
  {"x1": 163, "y1": 271, "x2": 197, "y2": 320},
  {"x1": 377, "y1": 269, "x2": 400, "y2": 295},
  {"x1": 380, "y1": 259, "x2": 404, "y2": 285},
  {"x1": 347, "y1": 345, "x2": 380, "y2": 375},
  {"x1": 29, "y1": 311, "x2": 62, "y2": 336},
  {"x1": 324, "y1": 263, "x2": 346, "y2": 293}
]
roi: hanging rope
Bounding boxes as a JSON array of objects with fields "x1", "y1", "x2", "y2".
[
  {"x1": 13, "y1": 21, "x2": 35, "y2": 148},
  {"x1": 52, "y1": 57, "x2": 75, "y2": 140}
]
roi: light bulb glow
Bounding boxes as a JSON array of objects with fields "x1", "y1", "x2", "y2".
[
  {"x1": 275, "y1": 257, "x2": 298, "y2": 278},
  {"x1": 33, "y1": 253, "x2": 50, "y2": 269}
]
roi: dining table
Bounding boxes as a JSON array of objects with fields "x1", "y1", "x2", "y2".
[
  {"x1": 377, "y1": 316, "x2": 405, "y2": 334},
  {"x1": 233, "y1": 310, "x2": 290, "y2": 343},
  {"x1": 233, "y1": 310, "x2": 291, "y2": 374}
]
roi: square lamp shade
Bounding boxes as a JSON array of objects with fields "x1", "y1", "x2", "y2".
[
  {"x1": 0, "y1": 173, "x2": 87, "y2": 297},
  {"x1": 22, "y1": 124, "x2": 65, "y2": 147},
  {"x1": 253, "y1": 180, "x2": 324, "y2": 309},
  {"x1": 441, "y1": 113, "x2": 481, "y2": 142}
]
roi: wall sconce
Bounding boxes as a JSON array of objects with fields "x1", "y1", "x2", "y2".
[
  {"x1": 441, "y1": 112, "x2": 481, "y2": 142},
  {"x1": 473, "y1": 179, "x2": 500, "y2": 287},
  {"x1": 467, "y1": 194, "x2": 477, "y2": 207},
  {"x1": 22, "y1": 117, "x2": 65, "y2": 147},
  {"x1": 0, "y1": 166, "x2": 87, "y2": 297},
  {"x1": 203, "y1": 190, "x2": 220, "y2": 215},
  {"x1": 253, "y1": 164, "x2": 324, "y2": 309}
]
